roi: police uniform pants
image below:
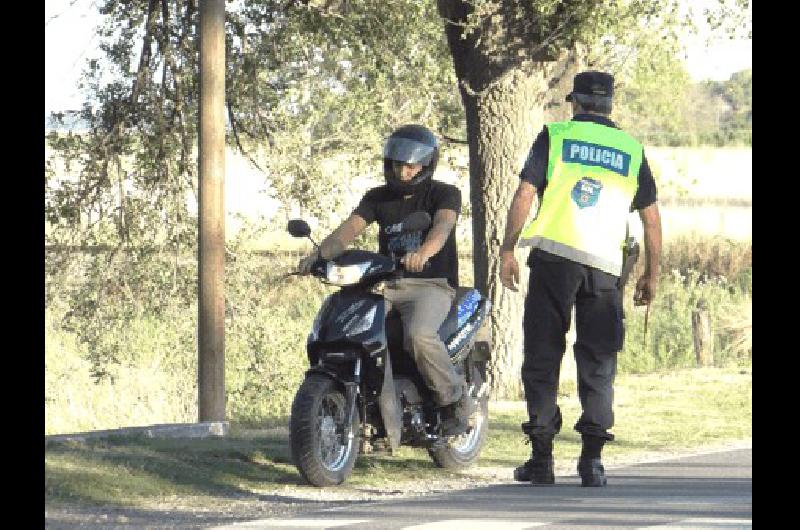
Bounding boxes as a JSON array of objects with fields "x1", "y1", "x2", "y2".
[
  {"x1": 384, "y1": 277, "x2": 464, "y2": 406},
  {"x1": 521, "y1": 250, "x2": 624, "y2": 441}
]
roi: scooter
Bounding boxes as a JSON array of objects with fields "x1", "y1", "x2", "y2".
[{"x1": 286, "y1": 212, "x2": 492, "y2": 487}]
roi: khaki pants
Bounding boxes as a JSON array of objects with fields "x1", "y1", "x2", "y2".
[{"x1": 383, "y1": 277, "x2": 464, "y2": 406}]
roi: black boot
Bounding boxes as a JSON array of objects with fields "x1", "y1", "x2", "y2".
[
  {"x1": 577, "y1": 435, "x2": 607, "y2": 487},
  {"x1": 577, "y1": 458, "x2": 606, "y2": 487},
  {"x1": 513, "y1": 433, "x2": 555, "y2": 485}
]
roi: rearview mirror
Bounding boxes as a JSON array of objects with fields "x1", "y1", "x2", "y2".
[{"x1": 287, "y1": 219, "x2": 311, "y2": 238}]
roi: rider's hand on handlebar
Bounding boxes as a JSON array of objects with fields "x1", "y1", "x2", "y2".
[
  {"x1": 401, "y1": 251, "x2": 429, "y2": 273},
  {"x1": 296, "y1": 250, "x2": 320, "y2": 275}
]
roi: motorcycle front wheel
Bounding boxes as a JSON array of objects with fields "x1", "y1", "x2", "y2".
[{"x1": 289, "y1": 373, "x2": 360, "y2": 487}]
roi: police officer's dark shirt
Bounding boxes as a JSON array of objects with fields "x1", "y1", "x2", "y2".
[
  {"x1": 353, "y1": 179, "x2": 461, "y2": 288},
  {"x1": 519, "y1": 113, "x2": 658, "y2": 268}
]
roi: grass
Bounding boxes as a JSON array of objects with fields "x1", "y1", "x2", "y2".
[{"x1": 45, "y1": 365, "x2": 751, "y2": 509}]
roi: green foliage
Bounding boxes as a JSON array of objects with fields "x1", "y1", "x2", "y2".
[
  {"x1": 615, "y1": 67, "x2": 752, "y2": 147},
  {"x1": 695, "y1": 69, "x2": 752, "y2": 146},
  {"x1": 694, "y1": 0, "x2": 752, "y2": 40},
  {"x1": 609, "y1": 30, "x2": 693, "y2": 145},
  {"x1": 622, "y1": 67, "x2": 754, "y2": 148},
  {"x1": 223, "y1": 231, "x2": 327, "y2": 422},
  {"x1": 46, "y1": 0, "x2": 753, "y2": 234},
  {"x1": 582, "y1": 2, "x2": 751, "y2": 149},
  {"x1": 46, "y1": 0, "x2": 462, "y2": 246},
  {"x1": 617, "y1": 236, "x2": 752, "y2": 373},
  {"x1": 228, "y1": 0, "x2": 446, "y2": 226},
  {"x1": 54, "y1": 245, "x2": 196, "y2": 379},
  {"x1": 620, "y1": 268, "x2": 751, "y2": 374},
  {"x1": 228, "y1": 0, "x2": 461, "y2": 232},
  {"x1": 45, "y1": 303, "x2": 197, "y2": 434},
  {"x1": 544, "y1": 0, "x2": 751, "y2": 148},
  {"x1": 46, "y1": 220, "x2": 332, "y2": 432}
]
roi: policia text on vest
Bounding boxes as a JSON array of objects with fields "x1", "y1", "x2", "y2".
[{"x1": 563, "y1": 140, "x2": 631, "y2": 176}]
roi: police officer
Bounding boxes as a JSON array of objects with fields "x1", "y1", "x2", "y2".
[{"x1": 499, "y1": 71, "x2": 662, "y2": 486}]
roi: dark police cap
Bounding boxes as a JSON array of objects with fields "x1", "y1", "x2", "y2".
[{"x1": 565, "y1": 71, "x2": 614, "y2": 102}]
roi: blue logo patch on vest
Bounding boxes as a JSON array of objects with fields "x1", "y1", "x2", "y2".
[
  {"x1": 571, "y1": 177, "x2": 603, "y2": 208},
  {"x1": 562, "y1": 139, "x2": 631, "y2": 176}
]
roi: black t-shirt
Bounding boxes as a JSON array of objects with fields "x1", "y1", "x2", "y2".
[
  {"x1": 353, "y1": 179, "x2": 461, "y2": 288},
  {"x1": 519, "y1": 113, "x2": 658, "y2": 211}
]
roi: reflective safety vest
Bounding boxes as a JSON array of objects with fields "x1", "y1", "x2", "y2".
[{"x1": 519, "y1": 120, "x2": 642, "y2": 276}]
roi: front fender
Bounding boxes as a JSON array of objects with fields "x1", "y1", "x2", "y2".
[
  {"x1": 306, "y1": 290, "x2": 389, "y2": 365},
  {"x1": 304, "y1": 366, "x2": 343, "y2": 384}
]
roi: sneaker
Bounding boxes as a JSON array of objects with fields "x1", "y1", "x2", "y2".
[
  {"x1": 439, "y1": 386, "x2": 477, "y2": 436},
  {"x1": 577, "y1": 457, "x2": 607, "y2": 487},
  {"x1": 513, "y1": 456, "x2": 555, "y2": 485}
]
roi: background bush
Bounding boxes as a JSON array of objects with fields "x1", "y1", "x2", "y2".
[{"x1": 617, "y1": 235, "x2": 751, "y2": 373}]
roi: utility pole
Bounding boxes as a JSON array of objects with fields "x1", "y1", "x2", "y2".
[{"x1": 198, "y1": 0, "x2": 226, "y2": 422}]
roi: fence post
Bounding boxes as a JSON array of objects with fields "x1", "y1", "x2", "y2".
[{"x1": 692, "y1": 298, "x2": 713, "y2": 367}]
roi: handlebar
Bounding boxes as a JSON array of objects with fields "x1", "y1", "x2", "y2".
[
  {"x1": 398, "y1": 254, "x2": 432, "y2": 272},
  {"x1": 288, "y1": 250, "x2": 429, "y2": 283}
]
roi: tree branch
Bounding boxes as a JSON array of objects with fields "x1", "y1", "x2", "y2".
[
  {"x1": 130, "y1": 0, "x2": 159, "y2": 106},
  {"x1": 227, "y1": 100, "x2": 266, "y2": 174}
]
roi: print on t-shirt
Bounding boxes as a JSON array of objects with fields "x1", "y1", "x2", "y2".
[{"x1": 388, "y1": 231, "x2": 423, "y2": 255}]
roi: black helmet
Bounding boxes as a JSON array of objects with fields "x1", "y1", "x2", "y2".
[{"x1": 383, "y1": 124, "x2": 439, "y2": 194}]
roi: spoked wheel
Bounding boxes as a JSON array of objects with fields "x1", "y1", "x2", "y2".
[{"x1": 290, "y1": 373, "x2": 359, "y2": 486}]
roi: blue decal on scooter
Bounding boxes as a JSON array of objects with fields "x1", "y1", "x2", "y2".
[{"x1": 457, "y1": 289, "x2": 481, "y2": 327}]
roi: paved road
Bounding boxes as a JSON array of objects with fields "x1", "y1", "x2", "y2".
[{"x1": 212, "y1": 448, "x2": 752, "y2": 529}]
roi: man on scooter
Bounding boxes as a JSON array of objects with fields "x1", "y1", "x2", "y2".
[{"x1": 297, "y1": 124, "x2": 475, "y2": 436}]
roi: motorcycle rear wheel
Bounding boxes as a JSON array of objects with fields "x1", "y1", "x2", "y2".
[
  {"x1": 428, "y1": 395, "x2": 489, "y2": 469},
  {"x1": 290, "y1": 373, "x2": 359, "y2": 486}
]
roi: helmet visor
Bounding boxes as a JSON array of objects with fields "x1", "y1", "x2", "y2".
[{"x1": 383, "y1": 137, "x2": 434, "y2": 165}]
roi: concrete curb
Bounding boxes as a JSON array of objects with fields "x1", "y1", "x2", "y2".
[{"x1": 45, "y1": 422, "x2": 229, "y2": 444}]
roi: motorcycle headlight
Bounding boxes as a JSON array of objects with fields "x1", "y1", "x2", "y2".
[{"x1": 325, "y1": 262, "x2": 369, "y2": 286}]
